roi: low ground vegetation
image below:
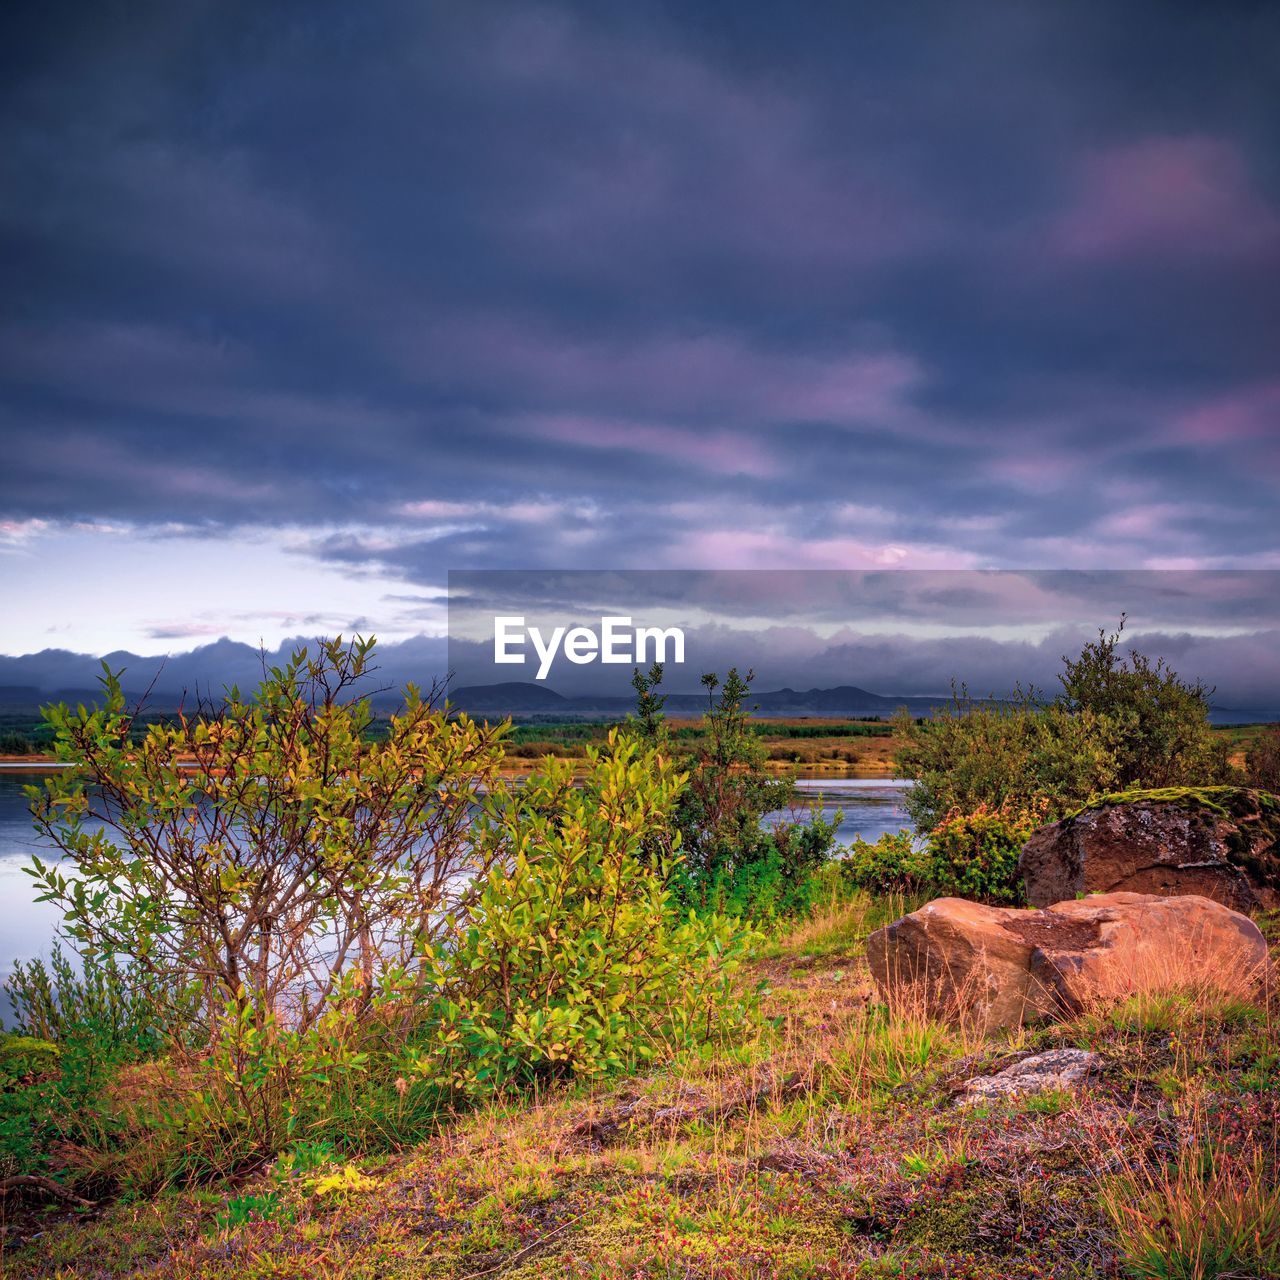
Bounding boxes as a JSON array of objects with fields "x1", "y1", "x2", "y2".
[
  {"x1": 1, "y1": 632, "x2": 1277, "y2": 1277},
  {"x1": 4, "y1": 893, "x2": 1276, "y2": 1278}
]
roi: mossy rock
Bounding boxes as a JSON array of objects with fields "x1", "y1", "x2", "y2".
[
  {"x1": 1076, "y1": 786, "x2": 1280, "y2": 873},
  {"x1": 0, "y1": 1033, "x2": 60, "y2": 1088},
  {"x1": 1021, "y1": 787, "x2": 1280, "y2": 912}
]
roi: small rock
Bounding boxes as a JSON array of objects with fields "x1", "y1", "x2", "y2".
[{"x1": 956, "y1": 1048, "x2": 1103, "y2": 1104}]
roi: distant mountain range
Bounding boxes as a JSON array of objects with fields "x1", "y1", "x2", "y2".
[
  {"x1": 0, "y1": 674, "x2": 948, "y2": 720},
  {"x1": 0, "y1": 637, "x2": 1273, "y2": 723},
  {"x1": 447, "y1": 681, "x2": 950, "y2": 719},
  {"x1": 0, "y1": 640, "x2": 953, "y2": 719},
  {"x1": 0, "y1": 636, "x2": 448, "y2": 711}
]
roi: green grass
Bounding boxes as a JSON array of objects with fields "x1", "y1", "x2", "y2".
[{"x1": 3, "y1": 894, "x2": 1277, "y2": 1280}]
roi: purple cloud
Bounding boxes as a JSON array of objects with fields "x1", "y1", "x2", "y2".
[{"x1": 1051, "y1": 135, "x2": 1280, "y2": 262}]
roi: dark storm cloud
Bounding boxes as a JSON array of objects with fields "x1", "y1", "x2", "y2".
[{"x1": 1, "y1": 0, "x2": 1278, "y2": 582}]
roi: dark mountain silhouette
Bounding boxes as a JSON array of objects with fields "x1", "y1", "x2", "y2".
[
  {"x1": 0, "y1": 639, "x2": 1273, "y2": 723},
  {"x1": 446, "y1": 681, "x2": 949, "y2": 719},
  {"x1": 0, "y1": 642, "x2": 948, "y2": 718},
  {"x1": 448, "y1": 682, "x2": 571, "y2": 713},
  {"x1": 0, "y1": 636, "x2": 449, "y2": 710}
]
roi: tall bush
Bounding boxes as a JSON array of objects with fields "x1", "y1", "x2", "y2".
[
  {"x1": 27, "y1": 637, "x2": 507, "y2": 1038},
  {"x1": 19, "y1": 639, "x2": 513, "y2": 1163},
  {"x1": 417, "y1": 736, "x2": 760, "y2": 1096},
  {"x1": 1058, "y1": 620, "x2": 1234, "y2": 789},
  {"x1": 896, "y1": 622, "x2": 1235, "y2": 831},
  {"x1": 630, "y1": 664, "x2": 839, "y2": 916},
  {"x1": 1246, "y1": 724, "x2": 1280, "y2": 793}
]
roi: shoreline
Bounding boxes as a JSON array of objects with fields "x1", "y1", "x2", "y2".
[{"x1": 0, "y1": 754, "x2": 904, "y2": 780}]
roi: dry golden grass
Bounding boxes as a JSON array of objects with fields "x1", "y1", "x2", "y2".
[{"x1": 5, "y1": 897, "x2": 1277, "y2": 1280}]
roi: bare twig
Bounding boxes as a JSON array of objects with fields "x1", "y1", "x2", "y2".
[
  {"x1": 458, "y1": 1208, "x2": 589, "y2": 1279},
  {"x1": 0, "y1": 1175, "x2": 96, "y2": 1210}
]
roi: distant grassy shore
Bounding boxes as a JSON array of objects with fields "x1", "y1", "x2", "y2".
[
  {"x1": 0, "y1": 714, "x2": 907, "y2": 777},
  {"x1": 499, "y1": 718, "x2": 904, "y2": 776},
  {"x1": 1, "y1": 715, "x2": 1268, "y2": 778}
]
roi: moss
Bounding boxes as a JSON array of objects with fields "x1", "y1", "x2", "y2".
[
  {"x1": 896, "y1": 1175, "x2": 1003, "y2": 1252},
  {"x1": 0, "y1": 1033, "x2": 59, "y2": 1088},
  {"x1": 1075, "y1": 784, "x2": 1277, "y2": 820}
]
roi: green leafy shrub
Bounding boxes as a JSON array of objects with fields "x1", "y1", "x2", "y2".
[
  {"x1": 690, "y1": 817, "x2": 842, "y2": 922},
  {"x1": 840, "y1": 803, "x2": 1042, "y2": 904},
  {"x1": 6, "y1": 944, "x2": 180, "y2": 1055},
  {"x1": 0, "y1": 1020, "x2": 154, "y2": 1187},
  {"x1": 924, "y1": 801, "x2": 1046, "y2": 904},
  {"x1": 842, "y1": 829, "x2": 931, "y2": 897},
  {"x1": 1246, "y1": 724, "x2": 1280, "y2": 793},
  {"x1": 416, "y1": 736, "x2": 761, "y2": 1097},
  {"x1": 0, "y1": 950, "x2": 183, "y2": 1188},
  {"x1": 896, "y1": 622, "x2": 1236, "y2": 831},
  {"x1": 895, "y1": 692, "x2": 1117, "y2": 832},
  {"x1": 174, "y1": 973, "x2": 425, "y2": 1174},
  {"x1": 0, "y1": 1034, "x2": 59, "y2": 1089},
  {"x1": 630, "y1": 664, "x2": 839, "y2": 919}
]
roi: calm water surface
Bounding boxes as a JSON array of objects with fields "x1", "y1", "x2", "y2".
[{"x1": 0, "y1": 770, "x2": 912, "y2": 973}]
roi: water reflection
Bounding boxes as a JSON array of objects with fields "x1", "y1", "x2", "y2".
[
  {"x1": 765, "y1": 778, "x2": 912, "y2": 848},
  {"x1": 0, "y1": 771, "x2": 913, "y2": 971}
]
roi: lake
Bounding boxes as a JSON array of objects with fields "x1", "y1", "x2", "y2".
[{"x1": 0, "y1": 770, "x2": 912, "y2": 974}]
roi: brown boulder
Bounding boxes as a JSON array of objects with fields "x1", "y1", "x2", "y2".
[
  {"x1": 867, "y1": 891, "x2": 1269, "y2": 1032},
  {"x1": 1018, "y1": 787, "x2": 1280, "y2": 912}
]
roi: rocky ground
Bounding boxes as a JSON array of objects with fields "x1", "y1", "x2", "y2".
[{"x1": 4, "y1": 895, "x2": 1278, "y2": 1280}]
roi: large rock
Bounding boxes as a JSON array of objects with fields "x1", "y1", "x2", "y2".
[
  {"x1": 1019, "y1": 787, "x2": 1280, "y2": 912},
  {"x1": 866, "y1": 891, "x2": 1269, "y2": 1032}
]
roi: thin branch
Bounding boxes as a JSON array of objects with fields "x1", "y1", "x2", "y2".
[
  {"x1": 458, "y1": 1208, "x2": 589, "y2": 1280},
  {"x1": 0, "y1": 1175, "x2": 96, "y2": 1209}
]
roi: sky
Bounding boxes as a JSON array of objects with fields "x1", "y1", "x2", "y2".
[{"x1": 1, "y1": 1, "x2": 1278, "y2": 668}]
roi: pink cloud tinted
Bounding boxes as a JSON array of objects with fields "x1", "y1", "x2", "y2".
[
  {"x1": 673, "y1": 529, "x2": 977, "y2": 571},
  {"x1": 1176, "y1": 382, "x2": 1280, "y2": 447},
  {"x1": 1053, "y1": 135, "x2": 1280, "y2": 261}
]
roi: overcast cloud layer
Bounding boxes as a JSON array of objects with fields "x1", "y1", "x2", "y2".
[{"x1": 1, "y1": 1, "x2": 1278, "y2": 662}]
